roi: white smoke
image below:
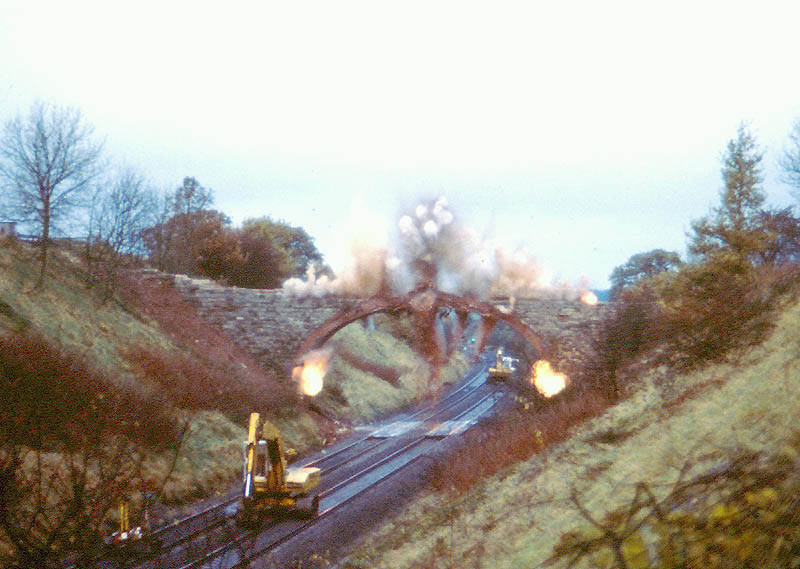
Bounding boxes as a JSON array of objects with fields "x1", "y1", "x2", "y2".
[
  {"x1": 283, "y1": 265, "x2": 344, "y2": 297},
  {"x1": 282, "y1": 195, "x2": 586, "y2": 300}
]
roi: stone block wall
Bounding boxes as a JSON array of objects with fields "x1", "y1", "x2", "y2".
[
  {"x1": 489, "y1": 297, "x2": 611, "y2": 377},
  {"x1": 156, "y1": 272, "x2": 610, "y2": 378},
  {"x1": 169, "y1": 275, "x2": 361, "y2": 375}
]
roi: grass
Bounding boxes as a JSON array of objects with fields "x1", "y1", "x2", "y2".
[
  {"x1": 315, "y1": 320, "x2": 470, "y2": 423},
  {"x1": 338, "y1": 295, "x2": 800, "y2": 569},
  {"x1": 0, "y1": 239, "x2": 451, "y2": 510}
]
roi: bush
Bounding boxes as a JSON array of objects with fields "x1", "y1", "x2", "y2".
[
  {"x1": 0, "y1": 332, "x2": 177, "y2": 450},
  {"x1": 124, "y1": 345, "x2": 296, "y2": 422},
  {"x1": 589, "y1": 285, "x2": 660, "y2": 400},
  {"x1": 590, "y1": 254, "x2": 793, "y2": 394},
  {"x1": 547, "y1": 436, "x2": 800, "y2": 569},
  {"x1": 426, "y1": 387, "x2": 611, "y2": 495},
  {"x1": 654, "y1": 254, "x2": 776, "y2": 370},
  {"x1": 119, "y1": 274, "x2": 296, "y2": 421}
]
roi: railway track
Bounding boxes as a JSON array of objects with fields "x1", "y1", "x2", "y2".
[
  {"x1": 99, "y1": 353, "x2": 504, "y2": 568},
  {"x1": 176, "y1": 391, "x2": 504, "y2": 569}
]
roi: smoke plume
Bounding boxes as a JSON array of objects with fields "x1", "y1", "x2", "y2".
[{"x1": 283, "y1": 196, "x2": 588, "y2": 300}]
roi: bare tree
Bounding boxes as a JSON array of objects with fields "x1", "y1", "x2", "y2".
[
  {"x1": 780, "y1": 118, "x2": 800, "y2": 201},
  {"x1": 0, "y1": 334, "x2": 189, "y2": 568},
  {"x1": 86, "y1": 167, "x2": 156, "y2": 297},
  {"x1": 0, "y1": 101, "x2": 104, "y2": 285},
  {"x1": 0, "y1": 432, "x2": 147, "y2": 568},
  {"x1": 174, "y1": 176, "x2": 213, "y2": 215},
  {"x1": 140, "y1": 188, "x2": 176, "y2": 271}
]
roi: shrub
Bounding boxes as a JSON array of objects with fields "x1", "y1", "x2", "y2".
[
  {"x1": 654, "y1": 253, "x2": 776, "y2": 370},
  {"x1": 0, "y1": 332, "x2": 177, "y2": 450},
  {"x1": 547, "y1": 436, "x2": 800, "y2": 569},
  {"x1": 588, "y1": 285, "x2": 660, "y2": 400},
  {"x1": 124, "y1": 345, "x2": 296, "y2": 422},
  {"x1": 0, "y1": 333, "x2": 182, "y2": 568},
  {"x1": 427, "y1": 387, "x2": 610, "y2": 495},
  {"x1": 118, "y1": 274, "x2": 296, "y2": 421},
  {"x1": 590, "y1": 254, "x2": 794, "y2": 392}
]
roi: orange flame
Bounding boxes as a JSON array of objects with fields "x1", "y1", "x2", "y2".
[
  {"x1": 580, "y1": 290, "x2": 598, "y2": 306},
  {"x1": 293, "y1": 349, "x2": 331, "y2": 397},
  {"x1": 531, "y1": 360, "x2": 568, "y2": 398}
]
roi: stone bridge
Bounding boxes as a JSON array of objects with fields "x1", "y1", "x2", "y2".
[{"x1": 158, "y1": 274, "x2": 609, "y2": 378}]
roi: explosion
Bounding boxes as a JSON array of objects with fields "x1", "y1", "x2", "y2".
[
  {"x1": 282, "y1": 195, "x2": 596, "y2": 302},
  {"x1": 580, "y1": 290, "x2": 599, "y2": 305},
  {"x1": 293, "y1": 349, "x2": 332, "y2": 397},
  {"x1": 531, "y1": 360, "x2": 568, "y2": 398}
]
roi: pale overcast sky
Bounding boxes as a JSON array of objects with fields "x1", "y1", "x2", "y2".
[{"x1": 1, "y1": 0, "x2": 799, "y2": 288}]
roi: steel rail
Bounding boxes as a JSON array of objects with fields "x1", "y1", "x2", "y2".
[
  {"x1": 125, "y1": 358, "x2": 496, "y2": 569},
  {"x1": 300, "y1": 357, "x2": 488, "y2": 469},
  {"x1": 182, "y1": 390, "x2": 504, "y2": 569}
]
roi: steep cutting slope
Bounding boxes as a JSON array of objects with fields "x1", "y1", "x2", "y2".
[
  {"x1": 0, "y1": 240, "x2": 467, "y2": 507},
  {"x1": 340, "y1": 297, "x2": 800, "y2": 568}
]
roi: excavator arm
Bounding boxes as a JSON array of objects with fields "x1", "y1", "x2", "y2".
[{"x1": 239, "y1": 412, "x2": 321, "y2": 525}]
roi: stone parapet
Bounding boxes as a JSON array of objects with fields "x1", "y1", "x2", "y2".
[{"x1": 148, "y1": 271, "x2": 610, "y2": 378}]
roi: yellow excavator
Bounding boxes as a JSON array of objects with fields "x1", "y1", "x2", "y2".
[
  {"x1": 488, "y1": 347, "x2": 517, "y2": 382},
  {"x1": 238, "y1": 413, "x2": 321, "y2": 526}
]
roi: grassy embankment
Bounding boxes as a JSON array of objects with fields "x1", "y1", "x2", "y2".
[
  {"x1": 339, "y1": 290, "x2": 800, "y2": 568},
  {"x1": 0, "y1": 239, "x2": 467, "y2": 508}
]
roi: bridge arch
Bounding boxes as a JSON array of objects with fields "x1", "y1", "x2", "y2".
[{"x1": 293, "y1": 287, "x2": 549, "y2": 366}]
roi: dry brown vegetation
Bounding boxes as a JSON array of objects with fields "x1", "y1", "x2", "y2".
[
  {"x1": 117, "y1": 274, "x2": 297, "y2": 421},
  {"x1": 587, "y1": 260, "x2": 800, "y2": 404},
  {"x1": 0, "y1": 333, "x2": 185, "y2": 567},
  {"x1": 0, "y1": 333, "x2": 178, "y2": 450},
  {"x1": 427, "y1": 389, "x2": 612, "y2": 495}
]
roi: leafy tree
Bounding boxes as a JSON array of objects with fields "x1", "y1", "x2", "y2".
[
  {"x1": 609, "y1": 249, "x2": 682, "y2": 300},
  {"x1": 141, "y1": 178, "x2": 234, "y2": 276},
  {"x1": 143, "y1": 208, "x2": 232, "y2": 276},
  {"x1": 140, "y1": 185, "x2": 325, "y2": 288},
  {"x1": 655, "y1": 254, "x2": 774, "y2": 369},
  {"x1": 224, "y1": 228, "x2": 291, "y2": 288},
  {"x1": 0, "y1": 101, "x2": 104, "y2": 284},
  {"x1": 194, "y1": 220, "x2": 242, "y2": 281},
  {"x1": 240, "y1": 217, "x2": 323, "y2": 277},
  {"x1": 215, "y1": 217, "x2": 323, "y2": 288},
  {"x1": 779, "y1": 118, "x2": 800, "y2": 200},
  {"x1": 690, "y1": 123, "x2": 767, "y2": 262}
]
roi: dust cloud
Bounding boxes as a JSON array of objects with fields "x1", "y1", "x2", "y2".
[{"x1": 283, "y1": 196, "x2": 589, "y2": 300}]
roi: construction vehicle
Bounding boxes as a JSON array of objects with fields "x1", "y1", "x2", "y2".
[
  {"x1": 488, "y1": 347, "x2": 517, "y2": 382},
  {"x1": 238, "y1": 413, "x2": 321, "y2": 526}
]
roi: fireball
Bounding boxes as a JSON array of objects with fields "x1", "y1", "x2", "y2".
[
  {"x1": 298, "y1": 363, "x2": 324, "y2": 396},
  {"x1": 580, "y1": 290, "x2": 598, "y2": 306},
  {"x1": 293, "y1": 349, "x2": 331, "y2": 397},
  {"x1": 531, "y1": 360, "x2": 568, "y2": 398}
]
